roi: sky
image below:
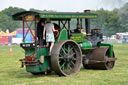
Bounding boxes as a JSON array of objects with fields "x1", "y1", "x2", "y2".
[{"x1": 0, "y1": 0, "x2": 128, "y2": 12}]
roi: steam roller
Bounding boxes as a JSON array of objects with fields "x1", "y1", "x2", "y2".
[
  {"x1": 83, "y1": 47, "x2": 116, "y2": 70},
  {"x1": 12, "y1": 10, "x2": 117, "y2": 77}
]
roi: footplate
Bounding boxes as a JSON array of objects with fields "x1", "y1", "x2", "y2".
[{"x1": 19, "y1": 59, "x2": 40, "y2": 68}]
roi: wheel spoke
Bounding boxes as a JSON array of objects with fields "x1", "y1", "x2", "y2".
[
  {"x1": 61, "y1": 62, "x2": 66, "y2": 71},
  {"x1": 64, "y1": 64, "x2": 72, "y2": 73},
  {"x1": 72, "y1": 57, "x2": 77, "y2": 61},
  {"x1": 67, "y1": 45, "x2": 74, "y2": 54},
  {"x1": 71, "y1": 52, "x2": 76, "y2": 57},
  {"x1": 64, "y1": 44, "x2": 69, "y2": 53},
  {"x1": 70, "y1": 52, "x2": 76, "y2": 61},
  {"x1": 68, "y1": 48, "x2": 73, "y2": 54},
  {"x1": 61, "y1": 47, "x2": 67, "y2": 55},
  {"x1": 59, "y1": 57, "x2": 64, "y2": 60},
  {"x1": 70, "y1": 60, "x2": 75, "y2": 66},
  {"x1": 67, "y1": 45, "x2": 71, "y2": 51},
  {"x1": 68, "y1": 64, "x2": 72, "y2": 70},
  {"x1": 59, "y1": 53, "x2": 64, "y2": 59},
  {"x1": 59, "y1": 53, "x2": 65, "y2": 62}
]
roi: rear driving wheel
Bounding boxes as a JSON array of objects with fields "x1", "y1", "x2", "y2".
[{"x1": 51, "y1": 40, "x2": 82, "y2": 76}]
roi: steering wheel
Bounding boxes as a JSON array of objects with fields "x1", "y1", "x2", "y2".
[{"x1": 54, "y1": 30, "x2": 59, "y2": 38}]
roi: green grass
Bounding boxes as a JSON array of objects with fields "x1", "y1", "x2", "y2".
[{"x1": 0, "y1": 44, "x2": 128, "y2": 85}]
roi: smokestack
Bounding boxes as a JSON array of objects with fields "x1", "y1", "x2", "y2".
[{"x1": 84, "y1": 10, "x2": 90, "y2": 34}]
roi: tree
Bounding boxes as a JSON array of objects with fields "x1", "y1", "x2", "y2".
[
  {"x1": 92, "y1": 8, "x2": 122, "y2": 36},
  {"x1": 0, "y1": 12, "x2": 18, "y2": 32},
  {"x1": 0, "y1": 7, "x2": 26, "y2": 32},
  {"x1": 2, "y1": 6, "x2": 25, "y2": 17},
  {"x1": 119, "y1": 3, "x2": 128, "y2": 32}
]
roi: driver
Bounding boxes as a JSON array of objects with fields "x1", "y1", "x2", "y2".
[{"x1": 43, "y1": 20, "x2": 58, "y2": 55}]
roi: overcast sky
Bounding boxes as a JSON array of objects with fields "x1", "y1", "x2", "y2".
[{"x1": 0, "y1": 0, "x2": 128, "y2": 12}]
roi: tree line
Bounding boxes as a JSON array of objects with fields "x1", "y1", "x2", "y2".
[
  {"x1": 91, "y1": 3, "x2": 128, "y2": 36},
  {"x1": 0, "y1": 3, "x2": 128, "y2": 36}
]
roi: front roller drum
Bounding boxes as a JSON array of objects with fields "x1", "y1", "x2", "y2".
[
  {"x1": 51, "y1": 40, "x2": 82, "y2": 76},
  {"x1": 83, "y1": 47, "x2": 116, "y2": 70}
]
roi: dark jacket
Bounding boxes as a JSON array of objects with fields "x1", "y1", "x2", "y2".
[{"x1": 37, "y1": 21, "x2": 44, "y2": 37}]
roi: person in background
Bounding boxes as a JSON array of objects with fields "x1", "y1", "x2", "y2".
[
  {"x1": 43, "y1": 20, "x2": 58, "y2": 55},
  {"x1": 37, "y1": 19, "x2": 45, "y2": 45}
]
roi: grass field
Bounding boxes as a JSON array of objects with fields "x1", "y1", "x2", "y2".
[{"x1": 0, "y1": 44, "x2": 128, "y2": 85}]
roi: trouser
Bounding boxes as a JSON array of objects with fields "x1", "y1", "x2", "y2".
[{"x1": 37, "y1": 35, "x2": 45, "y2": 45}]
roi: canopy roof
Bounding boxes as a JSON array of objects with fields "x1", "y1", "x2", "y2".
[{"x1": 12, "y1": 11, "x2": 97, "y2": 20}]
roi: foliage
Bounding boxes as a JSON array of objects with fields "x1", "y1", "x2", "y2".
[
  {"x1": 2, "y1": 6, "x2": 25, "y2": 17},
  {"x1": 119, "y1": 3, "x2": 128, "y2": 32},
  {"x1": 0, "y1": 12, "x2": 18, "y2": 32},
  {"x1": 0, "y1": 7, "x2": 25, "y2": 32},
  {"x1": 29, "y1": 8, "x2": 56, "y2": 12},
  {"x1": 90, "y1": 3, "x2": 128, "y2": 36},
  {"x1": 91, "y1": 9, "x2": 122, "y2": 36}
]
